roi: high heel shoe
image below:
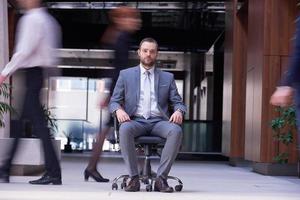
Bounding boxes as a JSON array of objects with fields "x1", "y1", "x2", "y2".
[{"x1": 84, "y1": 169, "x2": 109, "y2": 182}]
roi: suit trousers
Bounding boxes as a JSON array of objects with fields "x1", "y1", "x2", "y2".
[
  {"x1": 119, "y1": 117, "x2": 182, "y2": 179},
  {"x1": 1, "y1": 67, "x2": 61, "y2": 177}
]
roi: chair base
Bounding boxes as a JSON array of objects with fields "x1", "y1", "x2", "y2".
[{"x1": 111, "y1": 174, "x2": 183, "y2": 192}]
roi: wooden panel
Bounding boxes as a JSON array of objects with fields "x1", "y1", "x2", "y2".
[
  {"x1": 230, "y1": 1, "x2": 248, "y2": 158},
  {"x1": 260, "y1": 56, "x2": 281, "y2": 162},
  {"x1": 245, "y1": 0, "x2": 265, "y2": 161},
  {"x1": 223, "y1": 0, "x2": 248, "y2": 158},
  {"x1": 244, "y1": 68, "x2": 254, "y2": 160},
  {"x1": 264, "y1": 0, "x2": 295, "y2": 56},
  {"x1": 246, "y1": 0, "x2": 264, "y2": 72},
  {"x1": 222, "y1": 1, "x2": 234, "y2": 156}
]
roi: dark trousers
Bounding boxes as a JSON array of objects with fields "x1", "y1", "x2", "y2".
[
  {"x1": 294, "y1": 84, "x2": 300, "y2": 155},
  {"x1": 1, "y1": 67, "x2": 61, "y2": 177}
]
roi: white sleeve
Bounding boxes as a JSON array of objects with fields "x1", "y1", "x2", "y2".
[{"x1": 1, "y1": 16, "x2": 43, "y2": 77}]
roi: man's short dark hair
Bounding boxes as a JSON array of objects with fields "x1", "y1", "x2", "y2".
[{"x1": 139, "y1": 38, "x2": 158, "y2": 49}]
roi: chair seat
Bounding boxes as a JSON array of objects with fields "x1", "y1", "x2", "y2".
[{"x1": 135, "y1": 136, "x2": 165, "y2": 144}]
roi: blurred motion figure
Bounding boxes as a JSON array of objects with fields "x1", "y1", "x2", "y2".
[
  {"x1": 270, "y1": 16, "x2": 300, "y2": 175},
  {"x1": 84, "y1": 6, "x2": 141, "y2": 182},
  {"x1": 0, "y1": 0, "x2": 62, "y2": 185}
]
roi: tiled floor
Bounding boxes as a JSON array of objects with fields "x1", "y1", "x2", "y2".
[{"x1": 0, "y1": 155, "x2": 300, "y2": 200}]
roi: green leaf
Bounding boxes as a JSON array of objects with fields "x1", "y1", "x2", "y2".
[{"x1": 270, "y1": 106, "x2": 296, "y2": 163}]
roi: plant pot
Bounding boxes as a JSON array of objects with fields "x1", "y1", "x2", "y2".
[{"x1": 253, "y1": 162, "x2": 297, "y2": 176}]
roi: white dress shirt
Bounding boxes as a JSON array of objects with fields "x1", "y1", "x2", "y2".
[
  {"x1": 1, "y1": 8, "x2": 61, "y2": 77},
  {"x1": 135, "y1": 64, "x2": 162, "y2": 118}
]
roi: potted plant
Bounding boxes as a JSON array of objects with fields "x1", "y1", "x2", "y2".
[
  {"x1": 0, "y1": 83, "x2": 15, "y2": 127},
  {"x1": 268, "y1": 106, "x2": 298, "y2": 176},
  {"x1": 42, "y1": 105, "x2": 58, "y2": 137},
  {"x1": 62, "y1": 131, "x2": 72, "y2": 153},
  {"x1": 27, "y1": 105, "x2": 58, "y2": 138},
  {"x1": 270, "y1": 107, "x2": 296, "y2": 164}
]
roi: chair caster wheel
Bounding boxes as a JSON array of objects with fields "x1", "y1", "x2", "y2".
[
  {"x1": 121, "y1": 182, "x2": 127, "y2": 189},
  {"x1": 146, "y1": 184, "x2": 152, "y2": 192},
  {"x1": 141, "y1": 178, "x2": 149, "y2": 184},
  {"x1": 175, "y1": 185, "x2": 183, "y2": 192},
  {"x1": 112, "y1": 183, "x2": 118, "y2": 190}
]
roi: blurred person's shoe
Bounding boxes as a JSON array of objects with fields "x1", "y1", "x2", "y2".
[
  {"x1": 0, "y1": 171, "x2": 9, "y2": 183},
  {"x1": 84, "y1": 169, "x2": 109, "y2": 182},
  {"x1": 154, "y1": 176, "x2": 174, "y2": 193},
  {"x1": 124, "y1": 176, "x2": 140, "y2": 192},
  {"x1": 29, "y1": 173, "x2": 61, "y2": 185}
]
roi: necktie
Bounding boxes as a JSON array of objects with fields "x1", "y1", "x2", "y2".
[{"x1": 143, "y1": 71, "x2": 151, "y2": 119}]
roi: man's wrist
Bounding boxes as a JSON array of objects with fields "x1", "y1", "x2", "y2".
[{"x1": 176, "y1": 109, "x2": 184, "y2": 115}]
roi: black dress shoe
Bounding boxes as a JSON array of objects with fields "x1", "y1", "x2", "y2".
[
  {"x1": 154, "y1": 176, "x2": 174, "y2": 193},
  {"x1": 29, "y1": 174, "x2": 62, "y2": 185},
  {"x1": 84, "y1": 169, "x2": 109, "y2": 182},
  {"x1": 125, "y1": 176, "x2": 140, "y2": 192}
]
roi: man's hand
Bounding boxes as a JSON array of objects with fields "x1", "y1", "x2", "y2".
[
  {"x1": 270, "y1": 86, "x2": 294, "y2": 107},
  {"x1": 116, "y1": 109, "x2": 131, "y2": 123},
  {"x1": 169, "y1": 110, "x2": 183, "y2": 125},
  {"x1": 0, "y1": 75, "x2": 7, "y2": 85}
]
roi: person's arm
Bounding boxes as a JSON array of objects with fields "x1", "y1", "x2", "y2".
[
  {"x1": 108, "y1": 71, "x2": 130, "y2": 122},
  {"x1": 281, "y1": 17, "x2": 300, "y2": 87},
  {"x1": 270, "y1": 17, "x2": 300, "y2": 107},
  {"x1": 168, "y1": 75, "x2": 187, "y2": 124},
  {"x1": 1, "y1": 16, "x2": 43, "y2": 77},
  {"x1": 169, "y1": 76, "x2": 187, "y2": 113}
]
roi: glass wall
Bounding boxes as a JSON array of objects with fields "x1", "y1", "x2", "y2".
[{"x1": 48, "y1": 77, "x2": 112, "y2": 151}]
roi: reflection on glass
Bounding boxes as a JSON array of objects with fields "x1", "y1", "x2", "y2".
[
  {"x1": 175, "y1": 80, "x2": 183, "y2": 99},
  {"x1": 182, "y1": 121, "x2": 221, "y2": 153},
  {"x1": 49, "y1": 77, "x2": 113, "y2": 151},
  {"x1": 49, "y1": 77, "x2": 87, "y2": 120}
]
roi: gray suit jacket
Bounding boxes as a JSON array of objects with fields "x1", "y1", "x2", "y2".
[{"x1": 109, "y1": 66, "x2": 187, "y2": 119}]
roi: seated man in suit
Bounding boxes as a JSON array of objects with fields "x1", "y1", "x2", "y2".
[{"x1": 109, "y1": 37, "x2": 186, "y2": 193}]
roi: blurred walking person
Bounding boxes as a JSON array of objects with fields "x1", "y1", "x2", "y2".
[
  {"x1": 84, "y1": 6, "x2": 141, "y2": 182},
  {"x1": 270, "y1": 16, "x2": 300, "y2": 176},
  {"x1": 0, "y1": 0, "x2": 62, "y2": 185}
]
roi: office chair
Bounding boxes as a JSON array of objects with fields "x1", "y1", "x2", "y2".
[{"x1": 111, "y1": 116, "x2": 183, "y2": 192}]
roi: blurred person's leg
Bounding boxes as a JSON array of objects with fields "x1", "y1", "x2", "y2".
[
  {"x1": 84, "y1": 123, "x2": 110, "y2": 182},
  {"x1": 0, "y1": 121, "x2": 22, "y2": 183},
  {"x1": 21, "y1": 67, "x2": 61, "y2": 185}
]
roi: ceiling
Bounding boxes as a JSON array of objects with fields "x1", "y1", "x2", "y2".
[{"x1": 9, "y1": 1, "x2": 225, "y2": 52}]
